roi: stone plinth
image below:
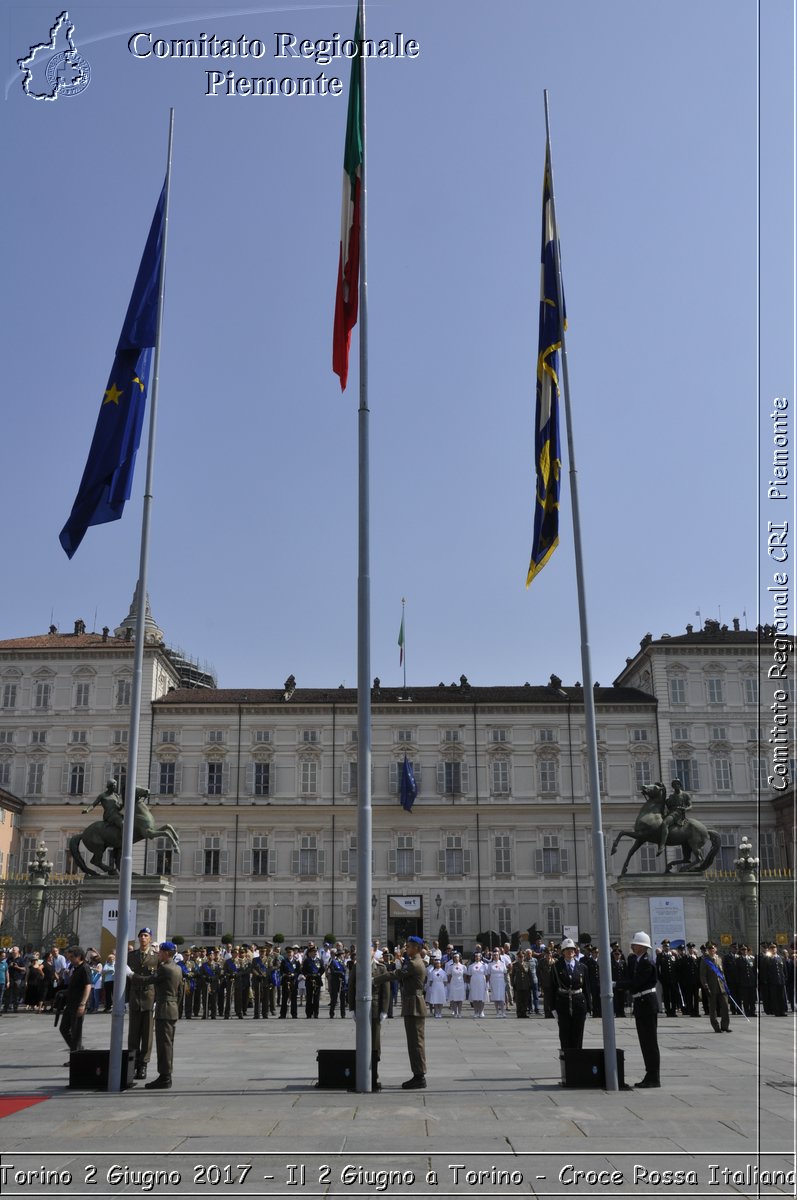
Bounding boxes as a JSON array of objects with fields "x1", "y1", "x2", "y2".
[
  {"x1": 78, "y1": 876, "x2": 174, "y2": 954},
  {"x1": 612, "y1": 873, "x2": 709, "y2": 948}
]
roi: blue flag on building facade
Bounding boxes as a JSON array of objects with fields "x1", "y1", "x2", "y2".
[
  {"x1": 400, "y1": 753, "x2": 417, "y2": 812},
  {"x1": 526, "y1": 144, "x2": 564, "y2": 587},
  {"x1": 59, "y1": 183, "x2": 166, "y2": 559}
]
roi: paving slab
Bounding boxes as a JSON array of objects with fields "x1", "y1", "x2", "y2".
[{"x1": 0, "y1": 1008, "x2": 793, "y2": 1198}]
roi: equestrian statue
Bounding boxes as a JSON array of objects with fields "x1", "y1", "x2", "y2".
[
  {"x1": 611, "y1": 780, "x2": 721, "y2": 876},
  {"x1": 69, "y1": 778, "x2": 179, "y2": 877}
]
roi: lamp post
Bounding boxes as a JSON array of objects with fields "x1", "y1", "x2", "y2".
[
  {"x1": 734, "y1": 836, "x2": 759, "y2": 951},
  {"x1": 435, "y1": 893, "x2": 442, "y2": 920},
  {"x1": 27, "y1": 841, "x2": 53, "y2": 950}
]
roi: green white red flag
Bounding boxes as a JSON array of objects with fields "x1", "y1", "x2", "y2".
[{"x1": 332, "y1": 5, "x2": 363, "y2": 390}]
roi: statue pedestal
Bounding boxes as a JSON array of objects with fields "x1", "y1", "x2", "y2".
[
  {"x1": 79, "y1": 876, "x2": 174, "y2": 956},
  {"x1": 612, "y1": 874, "x2": 709, "y2": 949}
]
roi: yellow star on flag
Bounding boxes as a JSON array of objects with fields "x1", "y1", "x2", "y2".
[{"x1": 103, "y1": 382, "x2": 124, "y2": 406}]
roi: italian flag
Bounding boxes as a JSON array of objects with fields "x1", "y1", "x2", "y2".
[{"x1": 332, "y1": 7, "x2": 363, "y2": 390}]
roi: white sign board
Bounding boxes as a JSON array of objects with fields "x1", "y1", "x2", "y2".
[
  {"x1": 648, "y1": 896, "x2": 686, "y2": 946},
  {"x1": 102, "y1": 899, "x2": 137, "y2": 939},
  {"x1": 388, "y1": 896, "x2": 421, "y2": 917}
]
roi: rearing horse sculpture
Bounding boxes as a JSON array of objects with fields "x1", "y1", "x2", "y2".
[
  {"x1": 69, "y1": 786, "x2": 179, "y2": 877},
  {"x1": 611, "y1": 781, "x2": 721, "y2": 876}
]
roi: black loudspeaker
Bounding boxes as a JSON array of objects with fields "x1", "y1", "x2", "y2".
[
  {"x1": 559, "y1": 1048, "x2": 625, "y2": 1088},
  {"x1": 69, "y1": 1050, "x2": 135, "y2": 1090},
  {"x1": 316, "y1": 1049, "x2": 356, "y2": 1090}
]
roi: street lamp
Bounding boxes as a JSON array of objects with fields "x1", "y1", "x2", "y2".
[
  {"x1": 734, "y1": 836, "x2": 759, "y2": 951},
  {"x1": 435, "y1": 893, "x2": 442, "y2": 919}
]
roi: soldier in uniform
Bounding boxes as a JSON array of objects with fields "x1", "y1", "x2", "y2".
[
  {"x1": 700, "y1": 941, "x2": 732, "y2": 1031},
  {"x1": 127, "y1": 927, "x2": 158, "y2": 1081},
  {"x1": 537, "y1": 948, "x2": 556, "y2": 1018},
  {"x1": 397, "y1": 936, "x2": 427, "y2": 1089},
  {"x1": 197, "y1": 950, "x2": 218, "y2": 1019},
  {"x1": 180, "y1": 952, "x2": 197, "y2": 1019},
  {"x1": 128, "y1": 941, "x2": 183, "y2": 1090},
  {"x1": 510, "y1": 951, "x2": 533, "y2": 1017},
  {"x1": 628, "y1": 931, "x2": 661, "y2": 1087},
  {"x1": 656, "y1": 940, "x2": 679, "y2": 1016},
  {"x1": 234, "y1": 947, "x2": 251, "y2": 1018},
  {"x1": 221, "y1": 950, "x2": 239, "y2": 1019},
  {"x1": 586, "y1": 946, "x2": 602, "y2": 1017},
  {"x1": 737, "y1": 944, "x2": 758, "y2": 1017},
  {"x1": 551, "y1": 938, "x2": 590, "y2": 1050},
  {"x1": 347, "y1": 944, "x2": 390, "y2": 1089}
]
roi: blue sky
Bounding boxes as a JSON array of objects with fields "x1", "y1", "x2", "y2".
[{"x1": 3, "y1": 0, "x2": 794, "y2": 689}]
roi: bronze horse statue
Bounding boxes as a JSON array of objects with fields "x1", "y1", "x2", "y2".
[
  {"x1": 69, "y1": 786, "x2": 179, "y2": 877},
  {"x1": 611, "y1": 781, "x2": 721, "y2": 875}
]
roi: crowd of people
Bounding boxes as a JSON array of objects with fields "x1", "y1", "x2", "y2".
[
  {"x1": 2, "y1": 931, "x2": 795, "y2": 1092},
  {"x1": 2, "y1": 934, "x2": 793, "y2": 1025}
]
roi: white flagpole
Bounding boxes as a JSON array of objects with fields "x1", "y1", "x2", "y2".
[
  {"x1": 108, "y1": 108, "x2": 175, "y2": 1093},
  {"x1": 354, "y1": 0, "x2": 373, "y2": 1094},
  {"x1": 543, "y1": 91, "x2": 619, "y2": 1091}
]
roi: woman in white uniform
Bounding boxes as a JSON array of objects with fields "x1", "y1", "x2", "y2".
[
  {"x1": 487, "y1": 948, "x2": 508, "y2": 1017},
  {"x1": 445, "y1": 952, "x2": 467, "y2": 1017},
  {"x1": 426, "y1": 958, "x2": 448, "y2": 1018},
  {"x1": 464, "y1": 951, "x2": 488, "y2": 1017}
]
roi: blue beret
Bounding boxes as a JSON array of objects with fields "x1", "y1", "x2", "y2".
[
  {"x1": 407, "y1": 936, "x2": 424, "y2": 946},
  {"x1": 160, "y1": 941, "x2": 177, "y2": 953},
  {"x1": 138, "y1": 927, "x2": 152, "y2": 936}
]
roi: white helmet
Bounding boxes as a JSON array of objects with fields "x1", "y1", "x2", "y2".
[
  {"x1": 631, "y1": 931, "x2": 652, "y2": 948},
  {"x1": 559, "y1": 938, "x2": 577, "y2": 950}
]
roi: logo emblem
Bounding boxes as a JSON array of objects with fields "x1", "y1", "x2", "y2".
[{"x1": 18, "y1": 11, "x2": 91, "y2": 100}]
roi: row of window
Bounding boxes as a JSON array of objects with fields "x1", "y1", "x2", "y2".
[
  {"x1": 4, "y1": 753, "x2": 790, "y2": 799},
  {"x1": 668, "y1": 676, "x2": 758, "y2": 705},
  {"x1": 1, "y1": 680, "x2": 133, "y2": 711}
]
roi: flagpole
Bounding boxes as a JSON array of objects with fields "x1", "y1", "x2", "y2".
[
  {"x1": 108, "y1": 108, "x2": 175, "y2": 1094},
  {"x1": 401, "y1": 597, "x2": 407, "y2": 690},
  {"x1": 354, "y1": 0, "x2": 373, "y2": 1094},
  {"x1": 543, "y1": 90, "x2": 619, "y2": 1091}
]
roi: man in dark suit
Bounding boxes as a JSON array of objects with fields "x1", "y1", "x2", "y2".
[
  {"x1": 127, "y1": 927, "x2": 158, "y2": 1081},
  {"x1": 129, "y1": 941, "x2": 182, "y2": 1090},
  {"x1": 397, "y1": 937, "x2": 427, "y2": 1089},
  {"x1": 628, "y1": 931, "x2": 661, "y2": 1088},
  {"x1": 551, "y1": 938, "x2": 590, "y2": 1050}
]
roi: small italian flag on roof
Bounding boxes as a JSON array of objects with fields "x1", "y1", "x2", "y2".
[{"x1": 332, "y1": 5, "x2": 363, "y2": 390}]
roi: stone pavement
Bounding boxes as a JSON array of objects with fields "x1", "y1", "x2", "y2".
[{"x1": 0, "y1": 1007, "x2": 794, "y2": 1198}]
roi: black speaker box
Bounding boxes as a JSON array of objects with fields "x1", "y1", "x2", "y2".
[
  {"x1": 559, "y1": 1048, "x2": 625, "y2": 1088},
  {"x1": 69, "y1": 1050, "x2": 135, "y2": 1090},
  {"x1": 316, "y1": 1049, "x2": 356, "y2": 1089}
]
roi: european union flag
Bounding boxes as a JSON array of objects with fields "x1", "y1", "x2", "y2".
[
  {"x1": 59, "y1": 184, "x2": 166, "y2": 558},
  {"x1": 526, "y1": 145, "x2": 564, "y2": 587},
  {"x1": 400, "y1": 753, "x2": 417, "y2": 812}
]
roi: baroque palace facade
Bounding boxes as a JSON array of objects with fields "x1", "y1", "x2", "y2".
[{"x1": 0, "y1": 605, "x2": 792, "y2": 945}]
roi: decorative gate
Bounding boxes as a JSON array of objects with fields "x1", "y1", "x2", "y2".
[{"x1": 0, "y1": 880, "x2": 82, "y2": 949}]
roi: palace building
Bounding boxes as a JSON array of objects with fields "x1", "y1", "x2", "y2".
[{"x1": 0, "y1": 605, "x2": 792, "y2": 945}]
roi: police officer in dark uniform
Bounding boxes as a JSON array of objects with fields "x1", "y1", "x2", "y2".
[
  {"x1": 234, "y1": 948, "x2": 251, "y2": 1018},
  {"x1": 677, "y1": 943, "x2": 701, "y2": 1016},
  {"x1": 279, "y1": 946, "x2": 300, "y2": 1018},
  {"x1": 656, "y1": 940, "x2": 679, "y2": 1016},
  {"x1": 302, "y1": 945, "x2": 323, "y2": 1018},
  {"x1": 251, "y1": 946, "x2": 269, "y2": 1019},
  {"x1": 610, "y1": 945, "x2": 629, "y2": 1017},
  {"x1": 628, "y1": 931, "x2": 660, "y2": 1088},
  {"x1": 551, "y1": 939, "x2": 590, "y2": 1050},
  {"x1": 326, "y1": 947, "x2": 348, "y2": 1017}
]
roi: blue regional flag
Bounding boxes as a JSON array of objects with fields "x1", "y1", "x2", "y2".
[
  {"x1": 399, "y1": 753, "x2": 417, "y2": 812},
  {"x1": 59, "y1": 183, "x2": 166, "y2": 558},
  {"x1": 526, "y1": 144, "x2": 564, "y2": 587}
]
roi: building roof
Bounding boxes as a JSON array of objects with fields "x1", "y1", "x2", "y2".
[
  {"x1": 0, "y1": 632, "x2": 133, "y2": 651},
  {"x1": 614, "y1": 620, "x2": 793, "y2": 685},
  {"x1": 154, "y1": 682, "x2": 656, "y2": 709},
  {"x1": 0, "y1": 786, "x2": 25, "y2": 816}
]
